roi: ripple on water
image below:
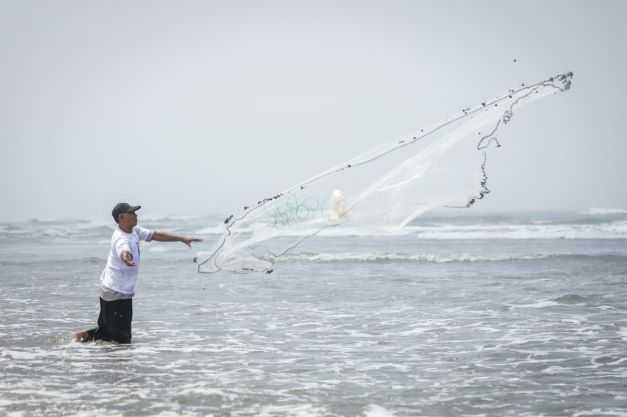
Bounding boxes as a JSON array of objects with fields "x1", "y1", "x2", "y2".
[{"x1": 553, "y1": 294, "x2": 588, "y2": 304}]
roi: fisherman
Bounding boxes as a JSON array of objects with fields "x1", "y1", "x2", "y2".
[{"x1": 74, "y1": 203, "x2": 201, "y2": 344}]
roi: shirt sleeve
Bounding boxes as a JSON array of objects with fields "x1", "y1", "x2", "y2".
[
  {"x1": 134, "y1": 226, "x2": 154, "y2": 242},
  {"x1": 114, "y1": 237, "x2": 131, "y2": 257}
]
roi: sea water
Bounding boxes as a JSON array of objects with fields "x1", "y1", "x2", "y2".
[{"x1": 1, "y1": 210, "x2": 626, "y2": 417}]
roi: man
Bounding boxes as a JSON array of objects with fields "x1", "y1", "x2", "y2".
[{"x1": 74, "y1": 203, "x2": 201, "y2": 344}]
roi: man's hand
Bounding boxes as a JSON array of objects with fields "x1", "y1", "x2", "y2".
[
  {"x1": 121, "y1": 250, "x2": 135, "y2": 266},
  {"x1": 182, "y1": 237, "x2": 203, "y2": 248}
]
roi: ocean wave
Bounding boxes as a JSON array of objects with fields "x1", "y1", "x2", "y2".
[
  {"x1": 194, "y1": 222, "x2": 627, "y2": 239},
  {"x1": 194, "y1": 226, "x2": 226, "y2": 235},
  {"x1": 409, "y1": 222, "x2": 627, "y2": 239},
  {"x1": 583, "y1": 207, "x2": 627, "y2": 216},
  {"x1": 0, "y1": 220, "x2": 114, "y2": 239},
  {"x1": 2, "y1": 213, "x2": 627, "y2": 240},
  {"x1": 278, "y1": 252, "x2": 627, "y2": 264},
  {"x1": 0, "y1": 256, "x2": 105, "y2": 267}
]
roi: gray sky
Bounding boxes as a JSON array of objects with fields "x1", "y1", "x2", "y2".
[{"x1": 1, "y1": 0, "x2": 626, "y2": 222}]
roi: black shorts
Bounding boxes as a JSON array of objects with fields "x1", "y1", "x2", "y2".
[{"x1": 87, "y1": 297, "x2": 133, "y2": 344}]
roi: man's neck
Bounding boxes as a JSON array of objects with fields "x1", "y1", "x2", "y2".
[{"x1": 118, "y1": 224, "x2": 133, "y2": 233}]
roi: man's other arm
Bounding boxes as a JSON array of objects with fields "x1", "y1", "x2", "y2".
[{"x1": 151, "y1": 231, "x2": 202, "y2": 248}]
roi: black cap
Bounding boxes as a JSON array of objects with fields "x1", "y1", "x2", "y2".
[{"x1": 112, "y1": 203, "x2": 141, "y2": 223}]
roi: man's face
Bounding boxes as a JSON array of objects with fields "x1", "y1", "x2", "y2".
[{"x1": 119, "y1": 211, "x2": 138, "y2": 228}]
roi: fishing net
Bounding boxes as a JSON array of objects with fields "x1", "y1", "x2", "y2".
[{"x1": 195, "y1": 72, "x2": 573, "y2": 273}]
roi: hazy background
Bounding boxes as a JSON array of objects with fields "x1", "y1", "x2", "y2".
[{"x1": 1, "y1": 0, "x2": 625, "y2": 222}]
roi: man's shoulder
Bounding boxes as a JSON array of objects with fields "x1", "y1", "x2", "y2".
[
  {"x1": 133, "y1": 225, "x2": 154, "y2": 241},
  {"x1": 111, "y1": 227, "x2": 131, "y2": 244},
  {"x1": 132, "y1": 225, "x2": 147, "y2": 236}
]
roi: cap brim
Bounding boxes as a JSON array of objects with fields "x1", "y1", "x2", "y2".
[{"x1": 128, "y1": 205, "x2": 141, "y2": 213}]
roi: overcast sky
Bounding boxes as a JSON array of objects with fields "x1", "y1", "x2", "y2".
[{"x1": 1, "y1": 0, "x2": 625, "y2": 222}]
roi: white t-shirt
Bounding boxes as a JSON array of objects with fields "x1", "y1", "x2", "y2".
[{"x1": 100, "y1": 225, "x2": 154, "y2": 296}]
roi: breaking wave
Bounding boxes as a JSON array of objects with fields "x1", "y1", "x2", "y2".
[
  {"x1": 583, "y1": 208, "x2": 627, "y2": 216},
  {"x1": 278, "y1": 252, "x2": 627, "y2": 264}
]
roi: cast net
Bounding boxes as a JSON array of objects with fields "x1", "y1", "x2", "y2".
[{"x1": 195, "y1": 72, "x2": 573, "y2": 273}]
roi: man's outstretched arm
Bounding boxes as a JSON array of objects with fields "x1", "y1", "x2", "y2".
[{"x1": 151, "y1": 232, "x2": 202, "y2": 248}]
